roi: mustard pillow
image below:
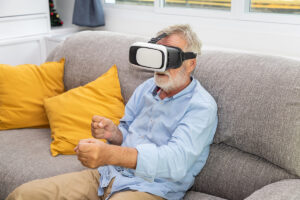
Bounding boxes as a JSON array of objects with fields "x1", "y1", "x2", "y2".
[
  {"x1": 0, "y1": 59, "x2": 65, "y2": 130},
  {"x1": 44, "y1": 65, "x2": 125, "y2": 156}
]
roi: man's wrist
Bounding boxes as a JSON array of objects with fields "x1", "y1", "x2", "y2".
[
  {"x1": 107, "y1": 131, "x2": 116, "y2": 143},
  {"x1": 107, "y1": 128, "x2": 123, "y2": 145}
]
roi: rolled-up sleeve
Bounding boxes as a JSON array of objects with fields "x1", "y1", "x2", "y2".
[
  {"x1": 134, "y1": 104, "x2": 217, "y2": 182},
  {"x1": 135, "y1": 143, "x2": 159, "y2": 182}
]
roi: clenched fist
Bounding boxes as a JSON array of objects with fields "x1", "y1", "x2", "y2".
[
  {"x1": 74, "y1": 138, "x2": 138, "y2": 169},
  {"x1": 74, "y1": 138, "x2": 108, "y2": 168},
  {"x1": 91, "y1": 115, "x2": 123, "y2": 145}
]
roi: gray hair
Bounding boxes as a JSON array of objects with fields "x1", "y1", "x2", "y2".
[{"x1": 156, "y1": 24, "x2": 202, "y2": 56}]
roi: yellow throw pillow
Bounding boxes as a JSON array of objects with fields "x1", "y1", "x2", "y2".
[
  {"x1": 0, "y1": 59, "x2": 65, "y2": 130},
  {"x1": 44, "y1": 65, "x2": 125, "y2": 156}
]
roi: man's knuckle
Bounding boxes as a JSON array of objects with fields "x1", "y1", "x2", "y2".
[{"x1": 95, "y1": 129, "x2": 103, "y2": 135}]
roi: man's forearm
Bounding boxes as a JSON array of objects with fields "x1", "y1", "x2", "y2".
[{"x1": 106, "y1": 144, "x2": 138, "y2": 169}]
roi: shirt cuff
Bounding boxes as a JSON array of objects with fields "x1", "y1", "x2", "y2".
[
  {"x1": 134, "y1": 143, "x2": 158, "y2": 182},
  {"x1": 118, "y1": 122, "x2": 129, "y2": 141}
]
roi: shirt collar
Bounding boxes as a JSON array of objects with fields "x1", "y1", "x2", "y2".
[{"x1": 152, "y1": 86, "x2": 161, "y2": 96}]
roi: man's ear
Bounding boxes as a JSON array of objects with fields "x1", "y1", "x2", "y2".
[{"x1": 186, "y1": 58, "x2": 196, "y2": 73}]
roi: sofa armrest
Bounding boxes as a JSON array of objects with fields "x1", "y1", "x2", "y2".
[{"x1": 245, "y1": 179, "x2": 300, "y2": 200}]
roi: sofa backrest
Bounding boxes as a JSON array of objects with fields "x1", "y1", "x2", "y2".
[
  {"x1": 192, "y1": 51, "x2": 300, "y2": 199},
  {"x1": 194, "y1": 49, "x2": 300, "y2": 176},
  {"x1": 47, "y1": 31, "x2": 153, "y2": 104},
  {"x1": 47, "y1": 31, "x2": 300, "y2": 200}
]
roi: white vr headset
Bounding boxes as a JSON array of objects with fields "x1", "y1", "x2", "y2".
[{"x1": 129, "y1": 33, "x2": 197, "y2": 72}]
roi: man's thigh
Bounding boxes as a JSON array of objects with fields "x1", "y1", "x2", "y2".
[
  {"x1": 6, "y1": 169, "x2": 100, "y2": 200},
  {"x1": 109, "y1": 191, "x2": 164, "y2": 200}
]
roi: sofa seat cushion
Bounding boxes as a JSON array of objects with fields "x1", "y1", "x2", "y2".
[
  {"x1": 244, "y1": 179, "x2": 300, "y2": 200},
  {"x1": 184, "y1": 191, "x2": 227, "y2": 200},
  {"x1": 193, "y1": 143, "x2": 296, "y2": 200},
  {"x1": 0, "y1": 128, "x2": 86, "y2": 199}
]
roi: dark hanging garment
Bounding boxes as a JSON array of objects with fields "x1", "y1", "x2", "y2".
[{"x1": 72, "y1": 0, "x2": 105, "y2": 27}]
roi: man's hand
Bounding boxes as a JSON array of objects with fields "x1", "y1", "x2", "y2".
[
  {"x1": 91, "y1": 115, "x2": 123, "y2": 145},
  {"x1": 74, "y1": 138, "x2": 138, "y2": 169},
  {"x1": 74, "y1": 138, "x2": 108, "y2": 168}
]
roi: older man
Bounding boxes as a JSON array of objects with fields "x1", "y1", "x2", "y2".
[{"x1": 7, "y1": 24, "x2": 217, "y2": 200}]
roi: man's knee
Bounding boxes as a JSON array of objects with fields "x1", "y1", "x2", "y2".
[
  {"x1": 6, "y1": 180, "x2": 42, "y2": 200},
  {"x1": 6, "y1": 170, "x2": 100, "y2": 200}
]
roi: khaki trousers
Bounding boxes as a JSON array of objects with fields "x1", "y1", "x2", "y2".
[{"x1": 6, "y1": 169, "x2": 164, "y2": 200}]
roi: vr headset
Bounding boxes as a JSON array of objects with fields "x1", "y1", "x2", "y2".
[{"x1": 129, "y1": 33, "x2": 197, "y2": 72}]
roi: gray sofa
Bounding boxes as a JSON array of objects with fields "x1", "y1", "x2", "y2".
[{"x1": 0, "y1": 31, "x2": 299, "y2": 200}]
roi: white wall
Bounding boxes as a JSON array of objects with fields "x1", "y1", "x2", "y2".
[
  {"x1": 54, "y1": 0, "x2": 76, "y2": 29},
  {"x1": 99, "y1": 5, "x2": 300, "y2": 60},
  {"x1": 0, "y1": 0, "x2": 50, "y2": 65},
  {"x1": 0, "y1": 0, "x2": 82, "y2": 65}
]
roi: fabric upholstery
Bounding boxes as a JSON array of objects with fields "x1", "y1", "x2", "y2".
[
  {"x1": 46, "y1": 31, "x2": 153, "y2": 104},
  {"x1": 244, "y1": 179, "x2": 300, "y2": 200},
  {"x1": 192, "y1": 143, "x2": 297, "y2": 200},
  {"x1": 0, "y1": 59, "x2": 64, "y2": 130},
  {"x1": 0, "y1": 128, "x2": 86, "y2": 199},
  {"x1": 195, "y1": 51, "x2": 300, "y2": 177},
  {"x1": 44, "y1": 65, "x2": 125, "y2": 156},
  {"x1": 184, "y1": 191, "x2": 227, "y2": 200}
]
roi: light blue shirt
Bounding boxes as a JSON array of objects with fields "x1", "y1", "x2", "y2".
[{"x1": 98, "y1": 77, "x2": 218, "y2": 200}]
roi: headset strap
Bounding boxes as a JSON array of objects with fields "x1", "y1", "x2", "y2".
[
  {"x1": 182, "y1": 52, "x2": 197, "y2": 60},
  {"x1": 148, "y1": 33, "x2": 168, "y2": 44},
  {"x1": 149, "y1": 33, "x2": 197, "y2": 60}
]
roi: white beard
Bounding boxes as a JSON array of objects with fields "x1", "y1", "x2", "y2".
[{"x1": 154, "y1": 66, "x2": 188, "y2": 93}]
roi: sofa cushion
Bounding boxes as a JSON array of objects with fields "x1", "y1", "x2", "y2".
[
  {"x1": 0, "y1": 128, "x2": 86, "y2": 199},
  {"x1": 192, "y1": 143, "x2": 297, "y2": 200},
  {"x1": 244, "y1": 179, "x2": 300, "y2": 200},
  {"x1": 0, "y1": 59, "x2": 65, "y2": 130},
  {"x1": 44, "y1": 65, "x2": 125, "y2": 156},
  {"x1": 184, "y1": 191, "x2": 227, "y2": 200},
  {"x1": 195, "y1": 51, "x2": 300, "y2": 177}
]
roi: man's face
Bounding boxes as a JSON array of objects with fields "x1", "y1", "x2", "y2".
[{"x1": 154, "y1": 34, "x2": 191, "y2": 92}]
